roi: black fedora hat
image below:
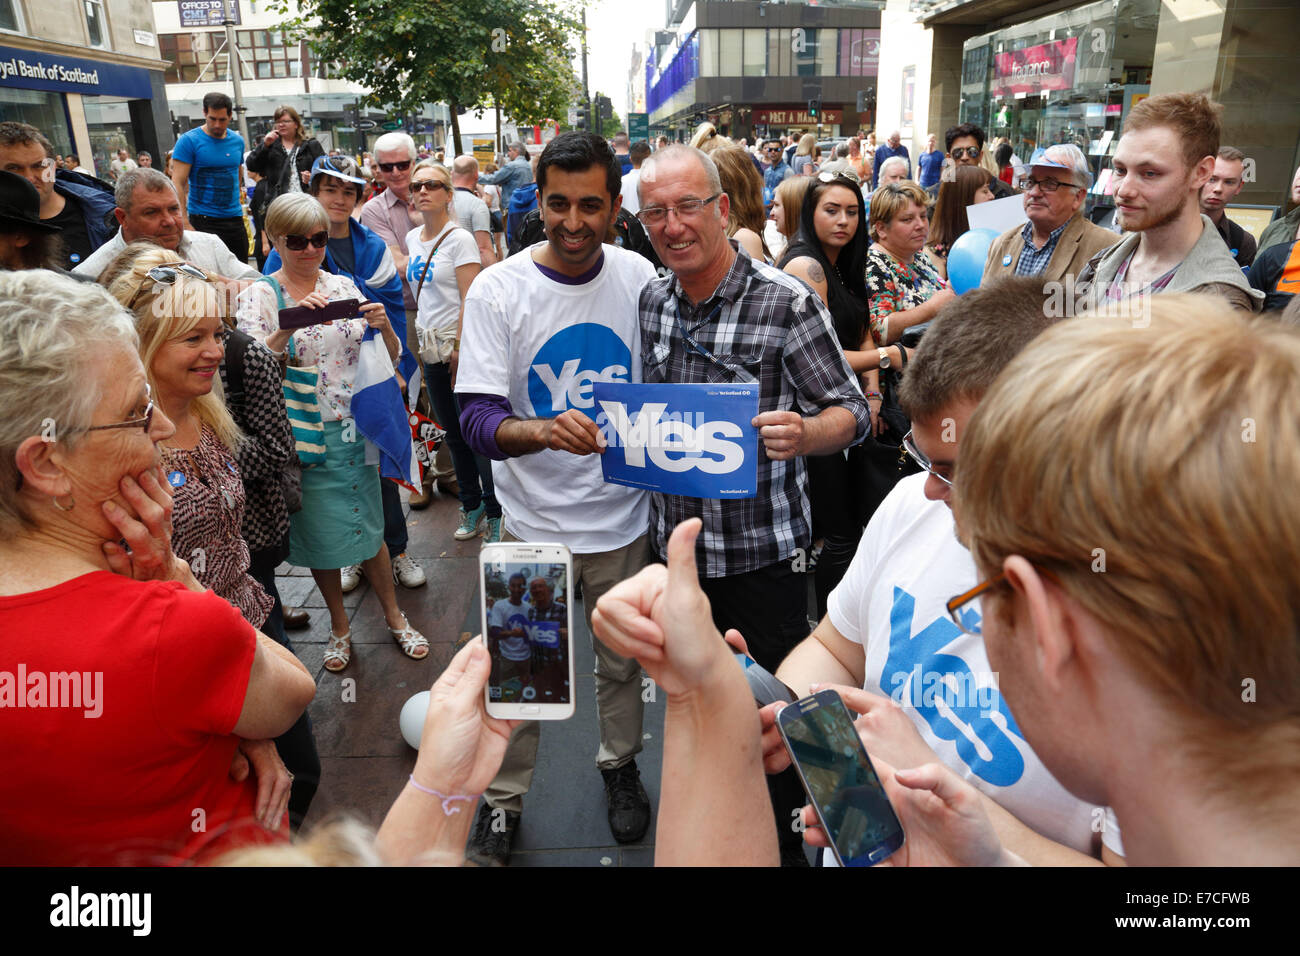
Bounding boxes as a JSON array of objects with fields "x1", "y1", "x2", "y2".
[{"x1": 0, "y1": 169, "x2": 61, "y2": 233}]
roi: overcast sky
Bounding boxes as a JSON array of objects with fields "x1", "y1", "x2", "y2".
[{"x1": 581, "y1": 0, "x2": 667, "y2": 121}]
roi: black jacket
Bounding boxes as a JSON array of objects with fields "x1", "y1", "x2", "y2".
[
  {"x1": 510, "y1": 207, "x2": 663, "y2": 270},
  {"x1": 246, "y1": 137, "x2": 325, "y2": 212}
]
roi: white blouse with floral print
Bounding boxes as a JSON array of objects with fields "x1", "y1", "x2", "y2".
[{"x1": 235, "y1": 271, "x2": 369, "y2": 422}]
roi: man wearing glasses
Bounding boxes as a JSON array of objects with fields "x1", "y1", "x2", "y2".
[
  {"x1": 0, "y1": 121, "x2": 116, "y2": 269},
  {"x1": 981, "y1": 144, "x2": 1116, "y2": 284},
  {"x1": 763, "y1": 277, "x2": 1124, "y2": 866},
  {"x1": 636, "y1": 143, "x2": 868, "y2": 865},
  {"x1": 925, "y1": 123, "x2": 1016, "y2": 203},
  {"x1": 761, "y1": 139, "x2": 792, "y2": 209}
]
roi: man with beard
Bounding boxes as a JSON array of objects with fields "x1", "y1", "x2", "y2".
[
  {"x1": 455, "y1": 131, "x2": 656, "y2": 865},
  {"x1": 1076, "y1": 93, "x2": 1261, "y2": 312}
]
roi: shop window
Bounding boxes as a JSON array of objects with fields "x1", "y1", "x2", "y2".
[
  {"x1": 0, "y1": 0, "x2": 24, "y2": 33},
  {"x1": 742, "y1": 29, "x2": 765, "y2": 77},
  {"x1": 84, "y1": 0, "x2": 108, "y2": 49}
]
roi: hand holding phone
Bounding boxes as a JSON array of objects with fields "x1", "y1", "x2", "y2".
[{"x1": 278, "y1": 297, "x2": 362, "y2": 330}]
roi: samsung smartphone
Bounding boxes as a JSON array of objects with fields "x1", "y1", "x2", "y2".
[
  {"x1": 480, "y1": 542, "x2": 575, "y2": 720},
  {"x1": 777, "y1": 689, "x2": 905, "y2": 866},
  {"x1": 278, "y1": 298, "x2": 361, "y2": 330}
]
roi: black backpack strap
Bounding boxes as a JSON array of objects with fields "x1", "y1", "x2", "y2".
[{"x1": 223, "y1": 326, "x2": 251, "y2": 406}]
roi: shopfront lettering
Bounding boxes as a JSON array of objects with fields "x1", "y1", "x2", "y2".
[
  {"x1": 0, "y1": 56, "x2": 100, "y2": 87},
  {"x1": 991, "y1": 36, "x2": 1077, "y2": 97}
]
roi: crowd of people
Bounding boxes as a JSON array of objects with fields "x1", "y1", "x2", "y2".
[{"x1": 1, "y1": 86, "x2": 1298, "y2": 869}]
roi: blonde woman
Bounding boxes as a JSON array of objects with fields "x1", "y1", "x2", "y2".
[
  {"x1": 711, "y1": 146, "x2": 771, "y2": 263},
  {"x1": 792, "y1": 133, "x2": 819, "y2": 176},
  {"x1": 236, "y1": 193, "x2": 427, "y2": 672}
]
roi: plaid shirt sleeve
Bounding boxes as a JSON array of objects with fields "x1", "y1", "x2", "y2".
[{"x1": 782, "y1": 289, "x2": 870, "y2": 443}]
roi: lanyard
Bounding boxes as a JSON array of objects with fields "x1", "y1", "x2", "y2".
[{"x1": 673, "y1": 299, "x2": 741, "y2": 378}]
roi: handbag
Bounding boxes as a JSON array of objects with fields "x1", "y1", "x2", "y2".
[
  {"x1": 413, "y1": 224, "x2": 461, "y2": 364},
  {"x1": 261, "y1": 275, "x2": 327, "y2": 466}
]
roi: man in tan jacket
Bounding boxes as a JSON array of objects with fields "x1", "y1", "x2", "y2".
[{"x1": 982, "y1": 144, "x2": 1115, "y2": 283}]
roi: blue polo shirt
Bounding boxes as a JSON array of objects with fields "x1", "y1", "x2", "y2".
[{"x1": 173, "y1": 126, "x2": 245, "y2": 217}]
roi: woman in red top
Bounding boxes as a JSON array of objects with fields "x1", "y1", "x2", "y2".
[{"x1": 0, "y1": 271, "x2": 316, "y2": 865}]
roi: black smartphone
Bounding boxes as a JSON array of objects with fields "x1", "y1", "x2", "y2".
[
  {"x1": 278, "y1": 297, "x2": 361, "y2": 330},
  {"x1": 777, "y1": 689, "x2": 905, "y2": 866}
]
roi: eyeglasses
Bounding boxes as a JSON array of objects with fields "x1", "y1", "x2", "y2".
[
  {"x1": 946, "y1": 564, "x2": 1063, "y2": 636},
  {"x1": 410, "y1": 180, "x2": 448, "y2": 193},
  {"x1": 764, "y1": 146, "x2": 781, "y2": 152},
  {"x1": 901, "y1": 429, "x2": 953, "y2": 487},
  {"x1": 1017, "y1": 176, "x2": 1081, "y2": 194},
  {"x1": 949, "y1": 147, "x2": 981, "y2": 160},
  {"x1": 127, "y1": 263, "x2": 210, "y2": 309},
  {"x1": 86, "y1": 384, "x2": 155, "y2": 434},
  {"x1": 637, "y1": 192, "x2": 722, "y2": 227},
  {"x1": 377, "y1": 160, "x2": 412, "y2": 173},
  {"x1": 282, "y1": 231, "x2": 328, "y2": 251}
]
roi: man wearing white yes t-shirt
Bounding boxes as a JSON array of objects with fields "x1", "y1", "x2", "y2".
[
  {"x1": 768, "y1": 277, "x2": 1124, "y2": 865},
  {"x1": 456, "y1": 132, "x2": 657, "y2": 866}
]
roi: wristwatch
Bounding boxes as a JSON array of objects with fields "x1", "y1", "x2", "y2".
[{"x1": 878, "y1": 347, "x2": 891, "y2": 370}]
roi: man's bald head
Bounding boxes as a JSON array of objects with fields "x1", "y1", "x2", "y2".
[{"x1": 452, "y1": 154, "x2": 479, "y2": 186}]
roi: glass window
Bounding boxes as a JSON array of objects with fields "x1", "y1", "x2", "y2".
[
  {"x1": 0, "y1": 0, "x2": 20, "y2": 32},
  {"x1": 0, "y1": 89, "x2": 73, "y2": 158},
  {"x1": 272, "y1": 60, "x2": 287, "y2": 78},
  {"x1": 698, "y1": 29, "x2": 717, "y2": 77},
  {"x1": 256, "y1": 61, "x2": 271, "y2": 79},
  {"x1": 817, "y1": 29, "x2": 837, "y2": 75},
  {"x1": 289, "y1": 59, "x2": 301, "y2": 78},
  {"x1": 794, "y1": 27, "x2": 816, "y2": 77},
  {"x1": 719, "y1": 29, "x2": 742, "y2": 76},
  {"x1": 767, "y1": 29, "x2": 791, "y2": 77},
  {"x1": 237, "y1": 30, "x2": 252, "y2": 46},
  {"x1": 84, "y1": 0, "x2": 107, "y2": 49},
  {"x1": 270, "y1": 31, "x2": 285, "y2": 47},
  {"x1": 254, "y1": 30, "x2": 269, "y2": 46},
  {"x1": 743, "y1": 29, "x2": 765, "y2": 77}
]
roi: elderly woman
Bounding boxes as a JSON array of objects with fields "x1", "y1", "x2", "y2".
[
  {"x1": 404, "y1": 160, "x2": 499, "y2": 542},
  {"x1": 0, "y1": 271, "x2": 315, "y2": 864},
  {"x1": 236, "y1": 193, "x2": 427, "y2": 673},
  {"x1": 265, "y1": 155, "x2": 423, "y2": 592},
  {"x1": 106, "y1": 243, "x2": 321, "y2": 830}
]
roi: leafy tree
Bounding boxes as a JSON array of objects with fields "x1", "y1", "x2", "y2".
[{"x1": 271, "y1": 0, "x2": 584, "y2": 150}]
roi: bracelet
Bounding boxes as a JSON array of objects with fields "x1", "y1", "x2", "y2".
[
  {"x1": 865, "y1": 391, "x2": 883, "y2": 400},
  {"x1": 407, "y1": 775, "x2": 477, "y2": 815}
]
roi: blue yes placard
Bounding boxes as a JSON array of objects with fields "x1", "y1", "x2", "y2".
[{"x1": 593, "y1": 382, "x2": 759, "y2": 499}]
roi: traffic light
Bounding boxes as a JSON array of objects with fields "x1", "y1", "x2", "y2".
[
  {"x1": 576, "y1": 105, "x2": 589, "y2": 130},
  {"x1": 808, "y1": 97, "x2": 821, "y2": 120}
]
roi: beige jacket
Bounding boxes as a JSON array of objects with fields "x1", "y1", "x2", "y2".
[{"x1": 982, "y1": 214, "x2": 1118, "y2": 284}]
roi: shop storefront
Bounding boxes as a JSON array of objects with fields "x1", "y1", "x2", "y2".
[
  {"x1": 0, "y1": 42, "x2": 167, "y2": 179},
  {"x1": 959, "y1": 0, "x2": 1159, "y2": 221}
]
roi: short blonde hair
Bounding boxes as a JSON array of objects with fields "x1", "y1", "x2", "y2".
[
  {"x1": 869, "y1": 180, "x2": 928, "y2": 240},
  {"x1": 795, "y1": 133, "x2": 816, "y2": 157},
  {"x1": 0, "y1": 272, "x2": 137, "y2": 532},
  {"x1": 957, "y1": 296, "x2": 1300, "y2": 783},
  {"x1": 265, "y1": 192, "x2": 328, "y2": 244},
  {"x1": 106, "y1": 243, "x2": 242, "y2": 452}
]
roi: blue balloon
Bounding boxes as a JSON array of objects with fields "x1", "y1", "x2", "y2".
[{"x1": 947, "y1": 228, "x2": 1001, "y2": 295}]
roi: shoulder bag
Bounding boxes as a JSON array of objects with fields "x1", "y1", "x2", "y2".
[
  {"x1": 261, "y1": 275, "x2": 327, "y2": 467},
  {"x1": 413, "y1": 224, "x2": 462, "y2": 364}
]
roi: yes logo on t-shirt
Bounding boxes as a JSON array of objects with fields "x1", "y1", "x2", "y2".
[
  {"x1": 882, "y1": 586, "x2": 1027, "y2": 788},
  {"x1": 528, "y1": 323, "x2": 631, "y2": 421}
]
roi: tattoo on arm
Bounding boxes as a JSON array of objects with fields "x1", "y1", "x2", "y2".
[{"x1": 806, "y1": 260, "x2": 825, "y2": 284}]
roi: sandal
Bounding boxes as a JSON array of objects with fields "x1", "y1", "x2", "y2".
[
  {"x1": 389, "y1": 614, "x2": 429, "y2": 661},
  {"x1": 323, "y1": 630, "x2": 352, "y2": 672}
]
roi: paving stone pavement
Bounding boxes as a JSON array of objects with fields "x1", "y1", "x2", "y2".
[{"x1": 284, "y1": 486, "x2": 669, "y2": 867}]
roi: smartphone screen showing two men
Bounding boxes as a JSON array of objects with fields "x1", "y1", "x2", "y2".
[
  {"x1": 481, "y1": 544, "x2": 574, "y2": 719},
  {"x1": 780, "y1": 691, "x2": 905, "y2": 866}
]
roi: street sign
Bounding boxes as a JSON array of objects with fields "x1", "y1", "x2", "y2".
[
  {"x1": 381, "y1": 121, "x2": 402, "y2": 131},
  {"x1": 628, "y1": 112, "x2": 649, "y2": 143},
  {"x1": 356, "y1": 119, "x2": 377, "y2": 131}
]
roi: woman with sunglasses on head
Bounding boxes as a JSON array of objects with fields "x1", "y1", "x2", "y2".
[
  {"x1": 404, "y1": 161, "x2": 501, "y2": 542},
  {"x1": 236, "y1": 193, "x2": 428, "y2": 673},
  {"x1": 779, "y1": 172, "x2": 906, "y2": 612},
  {"x1": 0, "y1": 270, "x2": 315, "y2": 864}
]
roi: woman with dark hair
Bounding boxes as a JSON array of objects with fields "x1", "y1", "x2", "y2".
[
  {"x1": 994, "y1": 141, "x2": 1015, "y2": 185},
  {"x1": 925, "y1": 164, "x2": 994, "y2": 280},
  {"x1": 778, "y1": 172, "x2": 906, "y2": 612}
]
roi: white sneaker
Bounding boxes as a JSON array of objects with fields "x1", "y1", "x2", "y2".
[
  {"x1": 340, "y1": 564, "x2": 363, "y2": 593},
  {"x1": 391, "y1": 552, "x2": 427, "y2": 588}
]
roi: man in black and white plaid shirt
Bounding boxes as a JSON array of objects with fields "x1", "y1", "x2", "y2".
[{"x1": 636, "y1": 145, "x2": 868, "y2": 655}]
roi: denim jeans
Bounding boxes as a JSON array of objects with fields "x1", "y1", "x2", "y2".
[{"x1": 424, "y1": 360, "x2": 500, "y2": 518}]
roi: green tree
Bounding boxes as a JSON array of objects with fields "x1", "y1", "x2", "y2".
[{"x1": 271, "y1": 0, "x2": 584, "y2": 150}]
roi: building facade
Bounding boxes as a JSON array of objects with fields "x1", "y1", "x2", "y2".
[
  {"x1": 152, "y1": 0, "x2": 454, "y2": 156},
  {"x1": 909, "y1": 0, "x2": 1300, "y2": 213},
  {"x1": 644, "y1": 0, "x2": 884, "y2": 143},
  {"x1": 0, "y1": 0, "x2": 171, "y2": 178}
]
